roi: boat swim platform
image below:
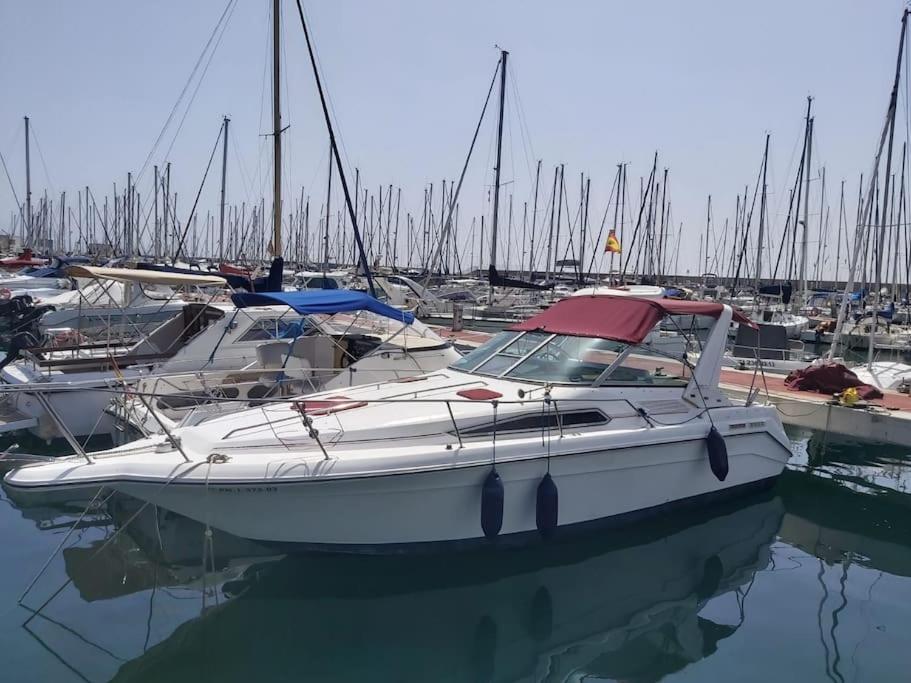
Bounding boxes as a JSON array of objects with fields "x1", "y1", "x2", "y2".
[{"x1": 432, "y1": 325, "x2": 911, "y2": 447}]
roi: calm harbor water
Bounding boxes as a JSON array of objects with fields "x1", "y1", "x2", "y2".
[{"x1": 0, "y1": 427, "x2": 908, "y2": 682}]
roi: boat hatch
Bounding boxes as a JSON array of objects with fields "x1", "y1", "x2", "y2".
[{"x1": 456, "y1": 388, "x2": 503, "y2": 400}]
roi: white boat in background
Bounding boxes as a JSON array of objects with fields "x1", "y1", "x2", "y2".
[
  {"x1": 0, "y1": 273, "x2": 458, "y2": 442},
  {"x1": 4, "y1": 294, "x2": 791, "y2": 550},
  {"x1": 736, "y1": 308, "x2": 809, "y2": 340},
  {"x1": 0, "y1": 267, "x2": 229, "y2": 441},
  {"x1": 381, "y1": 273, "x2": 551, "y2": 332},
  {"x1": 852, "y1": 361, "x2": 911, "y2": 391},
  {"x1": 716, "y1": 323, "x2": 817, "y2": 375},
  {"x1": 121, "y1": 289, "x2": 460, "y2": 434},
  {"x1": 841, "y1": 315, "x2": 911, "y2": 352},
  {"x1": 572, "y1": 284, "x2": 665, "y2": 299},
  {"x1": 0, "y1": 278, "x2": 72, "y2": 301},
  {"x1": 294, "y1": 270, "x2": 350, "y2": 290},
  {"x1": 35, "y1": 265, "x2": 187, "y2": 337}
]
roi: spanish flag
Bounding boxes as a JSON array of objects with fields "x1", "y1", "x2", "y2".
[{"x1": 604, "y1": 230, "x2": 621, "y2": 254}]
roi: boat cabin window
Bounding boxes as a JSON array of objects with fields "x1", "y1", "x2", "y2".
[
  {"x1": 451, "y1": 330, "x2": 687, "y2": 386},
  {"x1": 461, "y1": 409, "x2": 609, "y2": 436},
  {"x1": 300, "y1": 276, "x2": 340, "y2": 290},
  {"x1": 238, "y1": 316, "x2": 316, "y2": 342},
  {"x1": 450, "y1": 331, "x2": 520, "y2": 372}
]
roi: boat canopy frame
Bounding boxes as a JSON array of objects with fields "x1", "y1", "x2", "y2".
[{"x1": 231, "y1": 290, "x2": 415, "y2": 325}]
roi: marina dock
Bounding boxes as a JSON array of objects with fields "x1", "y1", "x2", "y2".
[{"x1": 719, "y1": 366, "x2": 911, "y2": 446}]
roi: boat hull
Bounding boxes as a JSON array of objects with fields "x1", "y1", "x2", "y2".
[{"x1": 111, "y1": 429, "x2": 790, "y2": 550}]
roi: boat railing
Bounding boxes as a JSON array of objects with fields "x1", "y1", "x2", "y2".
[
  {"x1": 729, "y1": 342, "x2": 809, "y2": 362},
  {"x1": 0, "y1": 367, "x2": 708, "y2": 461},
  {"x1": 215, "y1": 394, "x2": 655, "y2": 446},
  {"x1": 0, "y1": 364, "x2": 452, "y2": 395}
]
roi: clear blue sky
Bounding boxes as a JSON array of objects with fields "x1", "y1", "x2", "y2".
[{"x1": 0, "y1": 0, "x2": 906, "y2": 276}]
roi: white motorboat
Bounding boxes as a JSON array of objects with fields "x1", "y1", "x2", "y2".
[
  {"x1": 840, "y1": 315, "x2": 911, "y2": 352},
  {"x1": 573, "y1": 284, "x2": 664, "y2": 299},
  {"x1": 0, "y1": 278, "x2": 72, "y2": 301},
  {"x1": 733, "y1": 308, "x2": 809, "y2": 340},
  {"x1": 381, "y1": 274, "x2": 553, "y2": 332},
  {"x1": 716, "y1": 323, "x2": 817, "y2": 375},
  {"x1": 0, "y1": 267, "x2": 229, "y2": 441},
  {"x1": 851, "y1": 361, "x2": 911, "y2": 391},
  {"x1": 120, "y1": 289, "x2": 461, "y2": 434},
  {"x1": 0, "y1": 277, "x2": 457, "y2": 442},
  {"x1": 35, "y1": 265, "x2": 188, "y2": 338},
  {"x1": 4, "y1": 294, "x2": 792, "y2": 550},
  {"x1": 294, "y1": 270, "x2": 350, "y2": 290}
]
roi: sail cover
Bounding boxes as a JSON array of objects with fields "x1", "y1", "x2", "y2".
[
  {"x1": 488, "y1": 266, "x2": 551, "y2": 291},
  {"x1": 66, "y1": 265, "x2": 227, "y2": 287},
  {"x1": 138, "y1": 257, "x2": 284, "y2": 293},
  {"x1": 231, "y1": 290, "x2": 414, "y2": 324},
  {"x1": 510, "y1": 294, "x2": 753, "y2": 344}
]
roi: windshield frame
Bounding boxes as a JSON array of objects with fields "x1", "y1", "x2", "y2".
[{"x1": 450, "y1": 329, "x2": 688, "y2": 387}]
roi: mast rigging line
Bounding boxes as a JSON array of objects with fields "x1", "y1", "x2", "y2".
[
  {"x1": 295, "y1": 3, "x2": 358, "y2": 188},
  {"x1": 506, "y1": 61, "x2": 538, "y2": 187},
  {"x1": 620, "y1": 154, "x2": 658, "y2": 280},
  {"x1": 730, "y1": 139, "x2": 767, "y2": 294},
  {"x1": 84, "y1": 187, "x2": 117, "y2": 254},
  {"x1": 830, "y1": 9, "x2": 909, "y2": 360},
  {"x1": 135, "y1": 0, "x2": 237, "y2": 186},
  {"x1": 293, "y1": 0, "x2": 376, "y2": 297},
  {"x1": 173, "y1": 124, "x2": 225, "y2": 261},
  {"x1": 0, "y1": 148, "x2": 25, "y2": 224},
  {"x1": 422, "y1": 58, "x2": 500, "y2": 286},
  {"x1": 26, "y1": 121, "x2": 56, "y2": 198},
  {"x1": 586, "y1": 164, "x2": 621, "y2": 276}
]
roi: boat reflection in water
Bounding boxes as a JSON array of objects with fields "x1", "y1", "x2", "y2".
[
  {"x1": 77, "y1": 491, "x2": 785, "y2": 683},
  {"x1": 61, "y1": 494, "x2": 281, "y2": 603}
]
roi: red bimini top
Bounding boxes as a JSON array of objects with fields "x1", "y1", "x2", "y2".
[{"x1": 509, "y1": 295, "x2": 754, "y2": 345}]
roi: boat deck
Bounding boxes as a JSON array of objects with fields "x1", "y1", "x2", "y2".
[{"x1": 432, "y1": 324, "x2": 911, "y2": 446}]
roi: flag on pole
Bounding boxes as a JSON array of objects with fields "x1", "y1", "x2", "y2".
[{"x1": 604, "y1": 230, "x2": 621, "y2": 254}]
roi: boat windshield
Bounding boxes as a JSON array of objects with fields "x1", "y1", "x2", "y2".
[{"x1": 450, "y1": 330, "x2": 687, "y2": 386}]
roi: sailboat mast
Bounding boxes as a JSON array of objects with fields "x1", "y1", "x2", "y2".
[
  {"x1": 704, "y1": 195, "x2": 711, "y2": 275},
  {"x1": 799, "y1": 102, "x2": 813, "y2": 313},
  {"x1": 24, "y1": 116, "x2": 31, "y2": 247},
  {"x1": 609, "y1": 164, "x2": 622, "y2": 281},
  {"x1": 293, "y1": 0, "x2": 376, "y2": 295},
  {"x1": 529, "y1": 159, "x2": 541, "y2": 280},
  {"x1": 754, "y1": 133, "x2": 770, "y2": 292},
  {"x1": 869, "y1": 18, "x2": 906, "y2": 367},
  {"x1": 830, "y1": 9, "x2": 908, "y2": 360},
  {"x1": 219, "y1": 116, "x2": 230, "y2": 262},
  {"x1": 324, "y1": 138, "x2": 333, "y2": 272},
  {"x1": 488, "y1": 49, "x2": 508, "y2": 301},
  {"x1": 272, "y1": 0, "x2": 283, "y2": 258}
]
